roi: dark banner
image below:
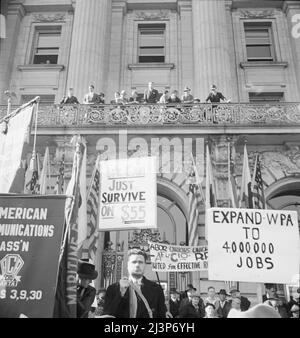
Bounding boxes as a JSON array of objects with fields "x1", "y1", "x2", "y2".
[{"x1": 0, "y1": 194, "x2": 66, "y2": 318}]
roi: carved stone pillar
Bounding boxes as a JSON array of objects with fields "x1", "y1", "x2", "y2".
[
  {"x1": 0, "y1": 2, "x2": 25, "y2": 104},
  {"x1": 191, "y1": 0, "x2": 233, "y2": 100},
  {"x1": 67, "y1": 0, "x2": 112, "y2": 100}
]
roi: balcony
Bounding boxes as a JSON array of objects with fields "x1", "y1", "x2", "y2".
[{"x1": 1, "y1": 102, "x2": 300, "y2": 134}]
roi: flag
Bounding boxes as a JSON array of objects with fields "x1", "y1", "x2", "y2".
[
  {"x1": 187, "y1": 155, "x2": 204, "y2": 246},
  {"x1": 55, "y1": 154, "x2": 65, "y2": 194},
  {"x1": 228, "y1": 142, "x2": 238, "y2": 208},
  {"x1": 205, "y1": 144, "x2": 217, "y2": 241},
  {"x1": 239, "y1": 144, "x2": 253, "y2": 208},
  {"x1": 38, "y1": 147, "x2": 51, "y2": 194},
  {"x1": 251, "y1": 155, "x2": 266, "y2": 209},
  {"x1": 53, "y1": 136, "x2": 85, "y2": 318},
  {"x1": 205, "y1": 144, "x2": 217, "y2": 210},
  {"x1": 77, "y1": 142, "x2": 87, "y2": 249},
  {"x1": 79, "y1": 156, "x2": 101, "y2": 261},
  {"x1": 0, "y1": 103, "x2": 35, "y2": 193},
  {"x1": 24, "y1": 151, "x2": 40, "y2": 194}
]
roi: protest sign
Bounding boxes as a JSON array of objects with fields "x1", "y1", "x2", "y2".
[
  {"x1": 99, "y1": 157, "x2": 157, "y2": 230},
  {"x1": 0, "y1": 194, "x2": 66, "y2": 318},
  {"x1": 149, "y1": 241, "x2": 208, "y2": 272},
  {"x1": 0, "y1": 104, "x2": 34, "y2": 193},
  {"x1": 207, "y1": 207, "x2": 300, "y2": 284}
]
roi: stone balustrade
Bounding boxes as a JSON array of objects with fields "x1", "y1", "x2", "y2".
[{"x1": 1, "y1": 102, "x2": 300, "y2": 128}]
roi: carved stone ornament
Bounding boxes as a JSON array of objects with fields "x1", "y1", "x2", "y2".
[
  {"x1": 33, "y1": 13, "x2": 66, "y2": 22},
  {"x1": 239, "y1": 9, "x2": 275, "y2": 19},
  {"x1": 135, "y1": 10, "x2": 169, "y2": 20}
]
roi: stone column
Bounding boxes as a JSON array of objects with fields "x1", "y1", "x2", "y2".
[
  {"x1": 0, "y1": 2, "x2": 25, "y2": 104},
  {"x1": 67, "y1": 0, "x2": 111, "y2": 101},
  {"x1": 283, "y1": 1, "x2": 300, "y2": 99},
  {"x1": 192, "y1": 0, "x2": 233, "y2": 101}
]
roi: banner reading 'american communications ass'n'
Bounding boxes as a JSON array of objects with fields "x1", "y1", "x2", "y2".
[
  {"x1": 0, "y1": 103, "x2": 35, "y2": 193},
  {"x1": 0, "y1": 195, "x2": 66, "y2": 318}
]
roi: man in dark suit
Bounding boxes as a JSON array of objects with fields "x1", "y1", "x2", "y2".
[
  {"x1": 60, "y1": 87, "x2": 79, "y2": 104},
  {"x1": 143, "y1": 82, "x2": 160, "y2": 103},
  {"x1": 83, "y1": 84, "x2": 99, "y2": 104},
  {"x1": 179, "y1": 293, "x2": 205, "y2": 318},
  {"x1": 169, "y1": 289, "x2": 180, "y2": 318},
  {"x1": 216, "y1": 289, "x2": 232, "y2": 318},
  {"x1": 103, "y1": 248, "x2": 166, "y2": 318},
  {"x1": 76, "y1": 260, "x2": 98, "y2": 318}
]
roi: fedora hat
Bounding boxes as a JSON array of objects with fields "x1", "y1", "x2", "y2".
[
  {"x1": 183, "y1": 86, "x2": 191, "y2": 92},
  {"x1": 218, "y1": 289, "x2": 229, "y2": 296},
  {"x1": 77, "y1": 260, "x2": 98, "y2": 280},
  {"x1": 186, "y1": 284, "x2": 197, "y2": 291},
  {"x1": 170, "y1": 288, "x2": 180, "y2": 295}
]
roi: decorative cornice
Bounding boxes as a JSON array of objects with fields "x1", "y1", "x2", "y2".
[
  {"x1": 17, "y1": 65, "x2": 65, "y2": 71},
  {"x1": 240, "y1": 62, "x2": 288, "y2": 69},
  {"x1": 33, "y1": 13, "x2": 66, "y2": 22},
  {"x1": 128, "y1": 63, "x2": 175, "y2": 70},
  {"x1": 239, "y1": 9, "x2": 275, "y2": 18},
  {"x1": 135, "y1": 10, "x2": 169, "y2": 21}
]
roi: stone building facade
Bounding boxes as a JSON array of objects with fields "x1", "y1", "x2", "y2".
[{"x1": 1, "y1": 0, "x2": 300, "y2": 304}]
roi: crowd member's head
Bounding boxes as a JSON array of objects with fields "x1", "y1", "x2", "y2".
[
  {"x1": 170, "y1": 289, "x2": 179, "y2": 302},
  {"x1": 265, "y1": 284, "x2": 276, "y2": 298},
  {"x1": 211, "y1": 84, "x2": 217, "y2": 93},
  {"x1": 127, "y1": 248, "x2": 147, "y2": 279},
  {"x1": 187, "y1": 289, "x2": 196, "y2": 302},
  {"x1": 89, "y1": 84, "x2": 95, "y2": 93},
  {"x1": 191, "y1": 294, "x2": 201, "y2": 307},
  {"x1": 229, "y1": 288, "x2": 241, "y2": 298},
  {"x1": 218, "y1": 289, "x2": 228, "y2": 302},
  {"x1": 131, "y1": 90, "x2": 138, "y2": 99},
  {"x1": 207, "y1": 286, "x2": 216, "y2": 298},
  {"x1": 291, "y1": 304, "x2": 299, "y2": 318},
  {"x1": 205, "y1": 303, "x2": 216, "y2": 317},
  {"x1": 68, "y1": 87, "x2": 74, "y2": 97},
  {"x1": 231, "y1": 297, "x2": 241, "y2": 310},
  {"x1": 77, "y1": 260, "x2": 98, "y2": 288}
]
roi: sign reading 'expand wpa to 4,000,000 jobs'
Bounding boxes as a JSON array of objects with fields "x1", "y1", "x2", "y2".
[
  {"x1": 99, "y1": 157, "x2": 157, "y2": 231},
  {"x1": 207, "y1": 208, "x2": 300, "y2": 284}
]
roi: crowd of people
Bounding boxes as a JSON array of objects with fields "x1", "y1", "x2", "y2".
[
  {"x1": 60, "y1": 82, "x2": 231, "y2": 106},
  {"x1": 76, "y1": 249, "x2": 300, "y2": 319}
]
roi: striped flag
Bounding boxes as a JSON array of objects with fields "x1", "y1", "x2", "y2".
[
  {"x1": 80, "y1": 157, "x2": 101, "y2": 261},
  {"x1": 205, "y1": 144, "x2": 217, "y2": 210},
  {"x1": 239, "y1": 144, "x2": 253, "y2": 208},
  {"x1": 55, "y1": 154, "x2": 65, "y2": 194},
  {"x1": 251, "y1": 155, "x2": 266, "y2": 209},
  {"x1": 187, "y1": 155, "x2": 204, "y2": 246},
  {"x1": 24, "y1": 151, "x2": 40, "y2": 194},
  {"x1": 228, "y1": 142, "x2": 238, "y2": 208},
  {"x1": 38, "y1": 147, "x2": 51, "y2": 194},
  {"x1": 205, "y1": 144, "x2": 217, "y2": 241},
  {"x1": 78, "y1": 142, "x2": 87, "y2": 249}
]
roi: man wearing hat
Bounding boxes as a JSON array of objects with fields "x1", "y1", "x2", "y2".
[
  {"x1": 77, "y1": 260, "x2": 98, "y2": 318},
  {"x1": 216, "y1": 289, "x2": 232, "y2": 318},
  {"x1": 229, "y1": 287, "x2": 251, "y2": 311},
  {"x1": 169, "y1": 289, "x2": 180, "y2": 318},
  {"x1": 181, "y1": 86, "x2": 194, "y2": 104}
]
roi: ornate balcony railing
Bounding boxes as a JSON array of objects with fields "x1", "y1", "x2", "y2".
[{"x1": 1, "y1": 102, "x2": 300, "y2": 127}]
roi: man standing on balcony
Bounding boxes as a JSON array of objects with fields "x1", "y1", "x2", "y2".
[
  {"x1": 144, "y1": 81, "x2": 160, "y2": 104},
  {"x1": 205, "y1": 84, "x2": 230, "y2": 104},
  {"x1": 83, "y1": 84, "x2": 99, "y2": 104},
  {"x1": 60, "y1": 87, "x2": 80, "y2": 105},
  {"x1": 103, "y1": 248, "x2": 166, "y2": 318}
]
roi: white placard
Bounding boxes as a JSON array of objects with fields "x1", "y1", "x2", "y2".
[
  {"x1": 207, "y1": 207, "x2": 300, "y2": 284},
  {"x1": 149, "y1": 241, "x2": 208, "y2": 272},
  {"x1": 99, "y1": 157, "x2": 157, "y2": 231}
]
